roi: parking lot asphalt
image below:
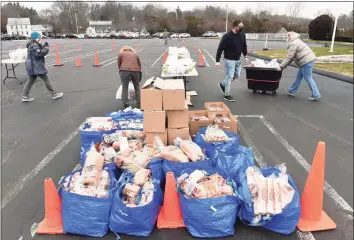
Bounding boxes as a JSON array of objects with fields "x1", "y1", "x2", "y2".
[{"x1": 1, "y1": 37, "x2": 353, "y2": 240}]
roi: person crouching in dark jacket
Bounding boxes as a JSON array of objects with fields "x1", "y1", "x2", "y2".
[{"x1": 22, "y1": 31, "x2": 63, "y2": 102}]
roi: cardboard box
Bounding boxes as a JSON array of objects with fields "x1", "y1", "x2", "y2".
[
  {"x1": 163, "y1": 79, "x2": 185, "y2": 110},
  {"x1": 167, "y1": 102, "x2": 189, "y2": 128},
  {"x1": 205, "y1": 102, "x2": 230, "y2": 116},
  {"x1": 146, "y1": 130, "x2": 167, "y2": 146},
  {"x1": 141, "y1": 77, "x2": 164, "y2": 110},
  {"x1": 167, "y1": 128, "x2": 190, "y2": 145},
  {"x1": 189, "y1": 110, "x2": 213, "y2": 137},
  {"x1": 143, "y1": 110, "x2": 166, "y2": 133},
  {"x1": 207, "y1": 111, "x2": 238, "y2": 134}
]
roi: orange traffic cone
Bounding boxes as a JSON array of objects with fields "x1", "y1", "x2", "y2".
[
  {"x1": 157, "y1": 172, "x2": 185, "y2": 229},
  {"x1": 75, "y1": 56, "x2": 83, "y2": 67},
  {"x1": 93, "y1": 51, "x2": 101, "y2": 67},
  {"x1": 136, "y1": 44, "x2": 140, "y2": 51},
  {"x1": 54, "y1": 50, "x2": 64, "y2": 66},
  {"x1": 197, "y1": 51, "x2": 205, "y2": 67},
  {"x1": 297, "y1": 141, "x2": 336, "y2": 232},
  {"x1": 248, "y1": 47, "x2": 250, "y2": 53},
  {"x1": 162, "y1": 51, "x2": 167, "y2": 65},
  {"x1": 112, "y1": 43, "x2": 117, "y2": 50},
  {"x1": 36, "y1": 178, "x2": 65, "y2": 235}
]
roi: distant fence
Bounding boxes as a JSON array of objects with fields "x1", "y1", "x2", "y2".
[{"x1": 246, "y1": 33, "x2": 309, "y2": 41}]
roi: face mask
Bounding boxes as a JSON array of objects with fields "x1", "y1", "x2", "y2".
[{"x1": 238, "y1": 27, "x2": 244, "y2": 32}]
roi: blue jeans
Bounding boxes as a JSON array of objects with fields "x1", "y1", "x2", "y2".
[
  {"x1": 288, "y1": 60, "x2": 321, "y2": 98},
  {"x1": 221, "y1": 59, "x2": 241, "y2": 96}
]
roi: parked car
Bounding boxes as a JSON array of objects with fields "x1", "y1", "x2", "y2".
[
  {"x1": 140, "y1": 32, "x2": 150, "y2": 38},
  {"x1": 180, "y1": 33, "x2": 191, "y2": 38},
  {"x1": 129, "y1": 32, "x2": 139, "y2": 39},
  {"x1": 66, "y1": 34, "x2": 78, "y2": 39},
  {"x1": 2, "y1": 34, "x2": 14, "y2": 40},
  {"x1": 202, "y1": 31, "x2": 218, "y2": 37}
]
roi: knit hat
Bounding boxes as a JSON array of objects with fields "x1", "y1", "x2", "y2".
[{"x1": 30, "y1": 32, "x2": 41, "y2": 40}]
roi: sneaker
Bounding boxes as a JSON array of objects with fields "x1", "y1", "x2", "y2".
[
  {"x1": 287, "y1": 91, "x2": 295, "y2": 97},
  {"x1": 231, "y1": 77, "x2": 237, "y2": 82},
  {"x1": 308, "y1": 96, "x2": 321, "y2": 101},
  {"x1": 52, "y1": 92, "x2": 63, "y2": 99},
  {"x1": 218, "y1": 83, "x2": 225, "y2": 94},
  {"x1": 224, "y1": 95, "x2": 235, "y2": 102},
  {"x1": 22, "y1": 96, "x2": 34, "y2": 102}
]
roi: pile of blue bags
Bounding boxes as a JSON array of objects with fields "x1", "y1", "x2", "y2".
[{"x1": 60, "y1": 117, "x2": 300, "y2": 238}]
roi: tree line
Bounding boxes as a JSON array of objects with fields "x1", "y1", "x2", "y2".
[{"x1": 1, "y1": 1, "x2": 353, "y2": 40}]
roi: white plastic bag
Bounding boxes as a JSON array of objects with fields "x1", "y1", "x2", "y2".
[{"x1": 116, "y1": 82, "x2": 135, "y2": 100}]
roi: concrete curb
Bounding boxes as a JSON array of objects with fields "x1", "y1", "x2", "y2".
[{"x1": 248, "y1": 52, "x2": 353, "y2": 84}]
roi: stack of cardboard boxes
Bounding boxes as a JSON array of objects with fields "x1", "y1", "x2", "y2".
[
  {"x1": 189, "y1": 102, "x2": 238, "y2": 137},
  {"x1": 142, "y1": 77, "x2": 190, "y2": 146}
]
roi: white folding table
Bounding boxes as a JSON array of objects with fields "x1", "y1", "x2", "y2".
[{"x1": 1, "y1": 58, "x2": 26, "y2": 84}]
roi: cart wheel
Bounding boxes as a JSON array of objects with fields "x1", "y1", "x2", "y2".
[
  {"x1": 261, "y1": 90, "x2": 266, "y2": 94},
  {"x1": 252, "y1": 90, "x2": 257, "y2": 94},
  {"x1": 272, "y1": 91, "x2": 277, "y2": 95}
]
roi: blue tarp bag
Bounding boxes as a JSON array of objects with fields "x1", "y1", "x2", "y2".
[
  {"x1": 216, "y1": 145, "x2": 255, "y2": 180},
  {"x1": 147, "y1": 158, "x2": 164, "y2": 185},
  {"x1": 193, "y1": 127, "x2": 240, "y2": 156},
  {"x1": 162, "y1": 145, "x2": 218, "y2": 177},
  {"x1": 177, "y1": 166, "x2": 240, "y2": 238},
  {"x1": 105, "y1": 110, "x2": 143, "y2": 122},
  {"x1": 237, "y1": 166, "x2": 301, "y2": 235},
  {"x1": 109, "y1": 171, "x2": 163, "y2": 236},
  {"x1": 60, "y1": 167, "x2": 117, "y2": 237},
  {"x1": 80, "y1": 123, "x2": 117, "y2": 151}
]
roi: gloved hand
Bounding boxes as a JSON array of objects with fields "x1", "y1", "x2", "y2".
[
  {"x1": 275, "y1": 66, "x2": 282, "y2": 71},
  {"x1": 215, "y1": 62, "x2": 221, "y2": 67},
  {"x1": 44, "y1": 42, "x2": 49, "y2": 47},
  {"x1": 245, "y1": 57, "x2": 250, "y2": 65}
]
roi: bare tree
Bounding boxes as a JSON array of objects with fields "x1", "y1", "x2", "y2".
[{"x1": 287, "y1": 2, "x2": 302, "y2": 27}]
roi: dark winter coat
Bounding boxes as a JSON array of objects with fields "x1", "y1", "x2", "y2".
[{"x1": 25, "y1": 40, "x2": 49, "y2": 76}]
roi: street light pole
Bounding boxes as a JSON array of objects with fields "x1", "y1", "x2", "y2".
[
  {"x1": 75, "y1": 12, "x2": 78, "y2": 34},
  {"x1": 329, "y1": 13, "x2": 338, "y2": 53},
  {"x1": 225, "y1": 4, "x2": 228, "y2": 33}
]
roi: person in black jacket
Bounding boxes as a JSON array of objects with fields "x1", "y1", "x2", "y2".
[{"x1": 215, "y1": 19, "x2": 249, "y2": 102}]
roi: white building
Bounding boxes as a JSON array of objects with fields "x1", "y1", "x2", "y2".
[
  {"x1": 89, "y1": 21, "x2": 112, "y2": 32},
  {"x1": 6, "y1": 18, "x2": 31, "y2": 37},
  {"x1": 31, "y1": 25, "x2": 53, "y2": 36}
]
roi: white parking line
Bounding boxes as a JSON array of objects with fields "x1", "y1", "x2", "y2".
[
  {"x1": 100, "y1": 56, "x2": 118, "y2": 65},
  {"x1": 1, "y1": 121, "x2": 85, "y2": 209},
  {"x1": 236, "y1": 115, "x2": 353, "y2": 214},
  {"x1": 237, "y1": 115, "x2": 315, "y2": 240},
  {"x1": 47, "y1": 49, "x2": 112, "y2": 66},
  {"x1": 150, "y1": 51, "x2": 165, "y2": 68},
  {"x1": 260, "y1": 117, "x2": 353, "y2": 213},
  {"x1": 204, "y1": 49, "x2": 216, "y2": 64},
  {"x1": 46, "y1": 49, "x2": 81, "y2": 57}
]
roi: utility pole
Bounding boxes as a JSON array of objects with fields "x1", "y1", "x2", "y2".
[
  {"x1": 176, "y1": 7, "x2": 178, "y2": 37},
  {"x1": 225, "y1": 4, "x2": 228, "y2": 33},
  {"x1": 75, "y1": 12, "x2": 78, "y2": 34},
  {"x1": 329, "y1": 13, "x2": 338, "y2": 53}
]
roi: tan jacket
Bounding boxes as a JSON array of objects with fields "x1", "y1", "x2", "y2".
[
  {"x1": 117, "y1": 51, "x2": 141, "y2": 72},
  {"x1": 280, "y1": 37, "x2": 316, "y2": 68}
]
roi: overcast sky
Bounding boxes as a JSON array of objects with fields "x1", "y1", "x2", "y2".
[{"x1": 8, "y1": 1, "x2": 354, "y2": 18}]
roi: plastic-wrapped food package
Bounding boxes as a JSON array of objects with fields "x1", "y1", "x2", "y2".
[
  {"x1": 82, "y1": 117, "x2": 118, "y2": 131},
  {"x1": 82, "y1": 148, "x2": 104, "y2": 186},
  {"x1": 214, "y1": 116, "x2": 231, "y2": 123},
  {"x1": 190, "y1": 115, "x2": 210, "y2": 121},
  {"x1": 134, "y1": 169, "x2": 151, "y2": 186},
  {"x1": 115, "y1": 148, "x2": 151, "y2": 173},
  {"x1": 202, "y1": 125, "x2": 230, "y2": 142},
  {"x1": 178, "y1": 170, "x2": 235, "y2": 199},
  {"x1": 246, "y1": 165, "x2": 295, "y2": 217},
  {"x1": 152, "y1": 136, "x2": 189, "y2": 162},
  {"x1": 103, "y1": 130, "x2": 145, "y2": 144},
  {"x1": 128, "y1": 140, "x2": 143, "y2": 151},
  {"x1": 206, "y1": 106, "x2": 225, "y2": 112},
  {"x1": 174, "y1": 137, "x2": 206, "y2": 162},
  {"x1": 249, "y1": 58, "x2": 280, "y2": 68}
]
